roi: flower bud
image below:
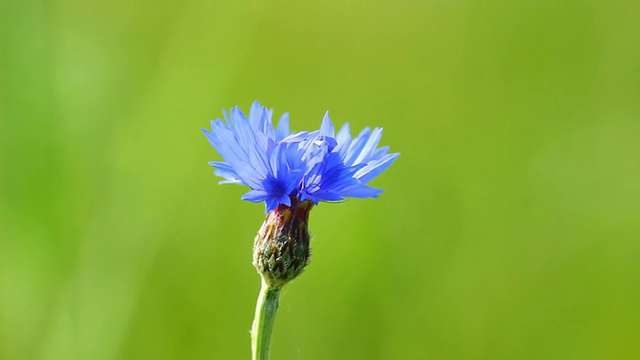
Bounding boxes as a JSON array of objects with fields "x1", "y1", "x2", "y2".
[{"x1": 253, "y1": 200, "x2": 313, "y2": 288}]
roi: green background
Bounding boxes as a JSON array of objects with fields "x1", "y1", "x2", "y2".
[{"x1": 1, "y1": 0, "x2": 639, "y2": 359}]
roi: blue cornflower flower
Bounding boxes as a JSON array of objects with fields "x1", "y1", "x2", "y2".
[
  {"x1": 202, "y1": 101, "x2": 399, "y2": 213},
  {"x1": 203, "y1": 102, "x2": 400, "y2": 357}
]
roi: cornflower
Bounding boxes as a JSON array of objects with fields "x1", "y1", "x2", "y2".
[{"x1": 202, "y1": 101, "x2": 398, "y2": 360}]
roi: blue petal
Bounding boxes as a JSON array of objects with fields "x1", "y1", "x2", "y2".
[
  {"x1": 208, "y1": 161, "x2": 243, "y2": 184},
  {"x1": 242, "y1": 190, "x2": 270, "y2": 202},
  {"x1": 334, "y1": 123, "x2": 351, "y2": 158},
  {"x1": 343, "y1": 127, "x2": 371, "y2": 166},
  {"x1": 320, "y1": 112, "x2": 335, "y2": 138},
  {"x1": 371, "y1": 145, "x2": 390, "y2": 159},
  {"x1": 249, "y1": 101, "x2": 263, "y2": 129},
  {"x1": 265, "y1": 195, "x2": 290, "y2": 212},
  {"x1": 353, "y1": 127, "x2": 383, "y2": 165},
  {"x1": 339, "y1": 184, "x2": 384, "y2": 198},
  {"x1": 354, "y1": 152, "x2": 400, "y2": 183},
  {"x1": 203, "y1": 122, "x2": 264, "y2": 189},
  {"x1": 276, "y1": 112, "x2": 290, "y2": 141}
]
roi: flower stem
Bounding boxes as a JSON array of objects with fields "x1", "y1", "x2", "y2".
[{"x1": 251, "y1": 279, "x2": 281, "y2": 360}]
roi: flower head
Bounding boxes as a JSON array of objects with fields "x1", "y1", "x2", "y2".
[{"x1": 202, "y1": 101, "x2": 399, "y2": 213}]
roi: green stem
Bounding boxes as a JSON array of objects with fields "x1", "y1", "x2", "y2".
[{"x1": 251, "y1": 279, "x2": 281, "y2": 360}]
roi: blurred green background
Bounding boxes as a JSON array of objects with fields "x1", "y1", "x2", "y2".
[{"x1": 1, "y1": 0, "x2": 639, "y2": 359}]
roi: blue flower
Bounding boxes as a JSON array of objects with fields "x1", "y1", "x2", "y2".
[{"x1": 202, "y1": 101, "x2": 399, "y2": 212}]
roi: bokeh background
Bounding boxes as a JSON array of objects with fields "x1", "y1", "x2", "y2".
[{"x1": 1, "y1": 0, "x2": 639, "y2": 359}]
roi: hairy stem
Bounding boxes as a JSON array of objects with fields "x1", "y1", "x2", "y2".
[{"x1": 251, "y1": 279, "x2": 281, "y2": 360}]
